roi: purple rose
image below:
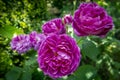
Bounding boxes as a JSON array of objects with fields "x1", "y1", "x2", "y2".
[
  {"x1": 42, "y1": 18, "x2": 66, "y2": 35},
  {"x1": 38, "y1": 34, "x2": 81, "y2": 78},
  {"x1": 29, "y1": 31, "x2": 46, "y2": 50},
  {"x1": 63, "y1": 14, "x2": 73, "y2": 25},
  {"x1": 72, "y1": 2, "x2": 113, "y2": 37},
  {"x1": 10, "y1": 34, "x2": 32, "y2": 53}
]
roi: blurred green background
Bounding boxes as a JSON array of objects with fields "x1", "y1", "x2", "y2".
[{"x1": 0, "y1": 0, "x2": 120, "y2": 80}]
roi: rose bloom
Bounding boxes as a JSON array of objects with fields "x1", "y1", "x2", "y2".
[
  {"x1": 63, "y1": 14, "x2": 73, "y2": 25},
  {"x1": 10, "y1": 34, "x2": 32, "y2": 53},
  {"x1": 42, "y1": 18, "x2": 66, "y2": 35},
  {"x1": 72, "y1": 2, "x2": 113, "y2": 37},
  {"x1": 29, "y1": 31, "x2": 46, "y2": 50},
  {"x1": 38, "y1": 34, "x2": 81, "y2": 78}
]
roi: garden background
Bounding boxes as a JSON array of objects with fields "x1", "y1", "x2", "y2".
[{"x1": 0, "y1": 0, "x2": 120, "y2": 80}]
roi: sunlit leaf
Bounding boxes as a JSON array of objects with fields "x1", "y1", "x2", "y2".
[{"x1": 0, "y1": 25, "x2": 24, "y2": 39}]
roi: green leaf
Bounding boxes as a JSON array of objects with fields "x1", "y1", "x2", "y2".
[
  {"x1": 93, "y1": 75, "x2": 101, "y2": 80},
  {"x1": 25, "y1": 56, "x2": 37, "y2": 66},
  {"x1": 25, "y1": 50, "x2": 37, "y2": 66},
  {"x1": 21, "y1": 66, "x2": 32, "y2": 80},
  {"x1": 0, "y1": 25, "x2": 24, "y2": 39},
  {"x1": 5, "y1": 66, "x2": 22, "y2": 80},
  {"x1": 66, "y1": 75, "x2": 78, "y2": 80},
  {"x1": 113, "y1": 61, "x2": 120, "y2": 69},
  {"x1": 32, "y1": 68, "x2": 45, "y2": 80},
  {"x1": 81, "y1": 40, "x2": 100, "y2": 61},
  {"x1": 73, "y1": 33, "x2": 80, "y2": 42},
  {"x1": 67, "y1": 65, "x2": 97, "y2": 80}
]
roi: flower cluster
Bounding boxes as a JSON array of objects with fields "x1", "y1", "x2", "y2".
[
  {"x1": 10, "y1": 31, "x2": 46, "y2": 53},
  {"x1": 10, "y1": 2, "x2": 113, "y2": 79}
]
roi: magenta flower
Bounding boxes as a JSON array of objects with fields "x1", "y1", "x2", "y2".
[
  {"x1": 10, "y1": 35, "x2": 32, "y2": 53},
  {"x1": 38, "y1": 34, "x2": 81, "y2": 78},
  {"x1": 72, "y1": 2, "x2": 113, "y2": 37},
  {"x1": 29, "y1": 31, "x2": 46, "y2": 50},
  {"x1": 63, "y1": 14, "x2": 73, "y2": 25},
  {"x1": 42, "y1": 18, "x2": 66, "y2": 35}
]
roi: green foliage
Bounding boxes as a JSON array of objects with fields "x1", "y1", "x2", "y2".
[
  {"x1": 0, "y1": 0, "x2": 47, "y2": 33},
  {"x1": 0, "y1": 49, "x2": 12, "y2": 77}
]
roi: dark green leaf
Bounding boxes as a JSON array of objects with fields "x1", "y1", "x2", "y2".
[
  {"x1": 25, "y1": 51, "x2": 37, "y2": 66},
  {"x1": 32, "y1": 69, "x2": 45, "y2": 80},
  {"x1": 93, "y1": 75, "x2": 101, "y2": 80},
  {"x1": 21, "y1": 66, "x2": 32, "y2": 80},
  {"x1": 82, "y1": 40, "x2": 100, "y2": 61},
  {"x1": 5, "y1": 66, "x2": 22, "y2": 80}
]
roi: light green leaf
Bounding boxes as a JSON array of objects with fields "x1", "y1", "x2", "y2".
[
  {"x1": 0, "y1": 25, "x2": 24, "y2": 39},
  {"x1": 5, "y1": 66, "x2": 22, "y2": 80},
  {"x1": 82, "y1": 40, "x2": 100, "y2": 61}
]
